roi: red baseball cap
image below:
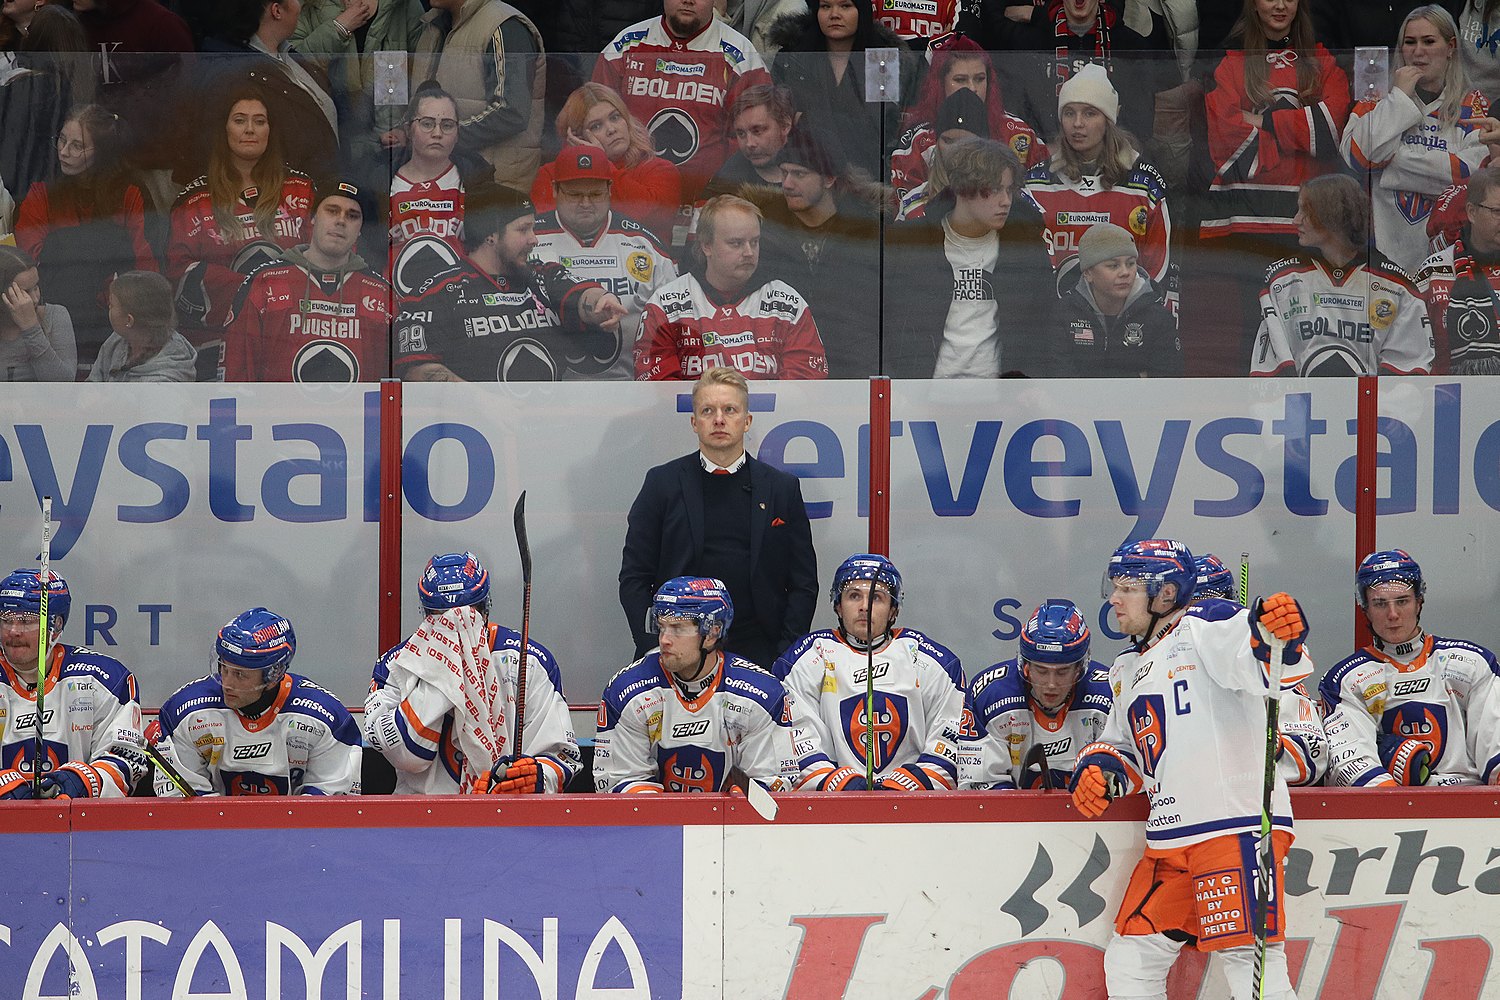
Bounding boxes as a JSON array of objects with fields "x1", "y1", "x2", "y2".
[{"x1": 552, "y1": 145, "x2": 615, "y2": 184}]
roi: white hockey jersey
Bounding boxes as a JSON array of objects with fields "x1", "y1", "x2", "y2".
[
  {"x1": 1341, "y1": 88, "x2": 1490, "y2": 275},
  {"x1": 155, "y1": 673, "x2": 361, "y2": 796},
  {"x1": 1083, "y1": 599, "x2": 1311, "y2": 851},
  {"x1": 594, "y1": 651, "x2": 797, "y2": 793},
  {"x1": 963, "y1": 657, "x2": 1113, "y2": 790},
  {"x1": 532, "y1": 209, "x2": 679, "y2": 380},
  {"x1": 1252, "y1": 253, "x2": 1433, "y2": 376},
  {"x1": 1319, "y1": 633, "x2": 1500, "y2": 787},
  {"x1": 365, "y1": 623, "x2": 580, "y2": 795},
  {"x1": 773, "y1": 628, "x2": 967, "y2": 789},
  {"x1": 0, "y1": 644, "x2": 146, "y2": 797}
]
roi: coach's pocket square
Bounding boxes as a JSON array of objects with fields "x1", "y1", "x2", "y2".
[{"x1": 771, "y1": 517, "x2": 786, "y2": 527}]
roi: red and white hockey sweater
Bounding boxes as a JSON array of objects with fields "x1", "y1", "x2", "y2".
[{"x1": 889, "y1": 120, "x2": 1047, "y2": 205}]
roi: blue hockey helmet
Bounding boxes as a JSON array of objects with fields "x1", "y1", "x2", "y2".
[
  {"x1": 1105, "y1": 539, "x2": 1196, "y2": 609},
  {"x1": 0, "y1": 568, "x2": 71, "y2": 631},
  {"x1": 1356, "y1": 549, "x2": 1424, "y2": 608},
  {"x1": 215, "y1": 607, "x2": 296, "y2": 685},
  {"x1": 829, "y1": 553, "x2": 903, "y2": 609},
  {"x1": 648, "y1": 577, "x2": 734, "y2": 639},
  {"x1": 418, "y1": 551, "x2": 491, "y2": 613},
  {"x1": 1193, "y1": 553, "x2": 1236, "y2": 602},
  {"x1": 1019, "y1": 599, "x2": 1090, "y2": 667}
]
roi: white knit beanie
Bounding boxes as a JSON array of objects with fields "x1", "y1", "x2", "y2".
[{"x1": 1057, "y1": 62, "x2": 1119, "y2": 123}]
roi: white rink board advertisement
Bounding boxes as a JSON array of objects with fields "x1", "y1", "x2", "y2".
[
  {"x1": 699, "y1": 810, "x2": 1500, "y2": 999},
  {"x1": 0, "y1": 385, "x2": 380, "y2": 708},
  {"x1": 3, "y1": 379, "x2": 1498, "y2": 706}
]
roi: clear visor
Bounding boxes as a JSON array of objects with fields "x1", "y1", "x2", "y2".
[
  {"x1": 214, "y1": 658, "x2": 272, "y2": 684},
  {"x1": 1023, "y1": 657, "x2": 1086, "y2": 679},
  {"x1": 0, "y1": 610, "x2": 42, "y2": 629},
  {"x1": 1101, "y1": 574, "x2": 1150, "y2": 600},
  {"x1": 647, "y1": 610, "x2": 708, "y2": 637}
]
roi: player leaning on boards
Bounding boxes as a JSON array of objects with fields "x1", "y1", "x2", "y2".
[
  {"x1": 1320, "y1": 549, "x2": 1500, "y2": 786},
  {"x1": 1070, "y1": 539, "x2": 1310, "y2": 1000},
  {"x1": 365, "y1": 552, "x2": 580, "y2": 794},
  {"x1": 963, "y1": 599, "x2": 1112, "y2": 791},
  {"x1": 154, "y1": 608, "x2": 362, "y2": 796},
  {"x1": 0, "y1": 569, "x2": 148, "y2": 800},
  {"x1": 595, "y1": 577, "x2": 797, "y2": 794},
  {"x1": 773, "y1": 554, "x2": 967, "y2": 791}
]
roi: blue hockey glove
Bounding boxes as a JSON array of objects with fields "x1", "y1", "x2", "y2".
[
  {"x1": 0, "y1": 768, "x2": 35, "y2": 799},
  {"x1": 1379, "y1": 735, "x2": 1432, "y2": 786},
  {"x1": 1249, "y1": 593, "x2": 1309, "y2": 667},
  {"x1": 38, "y1": 763, "x2": 103, "y2": 799}
]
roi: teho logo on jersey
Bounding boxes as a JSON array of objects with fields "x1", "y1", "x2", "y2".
[
  {"x1": 232, "y1": 742, "x2": 273, "y2": 760},
  {"x1": 671, "y1": 720, "x2": 710, "y2": 738},
  {"x1": 1392, "y1": 678, "x2": 1430, "y2": 697}
]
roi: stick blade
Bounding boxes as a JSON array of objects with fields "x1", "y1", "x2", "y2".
[
  {"x1": 512, "y1": 491, "x2": 532, "y2": 582},
  {"x1": 725, "y1": 766, "x2": 778, "y2": 821}
]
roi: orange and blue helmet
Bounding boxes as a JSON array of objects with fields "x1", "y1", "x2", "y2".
[
  {"x1": 1106, "y1": 539, "x2": 1196, "y2": 609},
  {"x1": 1020, "y1": 599, "x2": 1090, "y2": 667},
  {"x1": 0, "y1": 568, "x2": 70, "y2": 630},
  {"x1": 1356, "y1": 549, "x2": 1424, "y2": 608},
  {"x1": 1193, "y1": 553, "x2": 1237, "y2": 603},
  {"x1": 649, "y1": 577, "x2": 734, "y2": 637},
  {"x1": 418, "y1": 551, "x2": 491, "y2": 614},
  {"x1": 215, "y1": 607, "x2": 296, "y2": 684}
]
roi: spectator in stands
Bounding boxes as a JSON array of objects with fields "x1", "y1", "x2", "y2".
[
  {"x1": 551, "y1": 0, "x2": 657, "y2": 64},
  {"x1": 0, "y1": 6, "x2": 94, "y2": 204},
  {"x1": 882, "y1": 137, "x2": 1055, "y2": 378},
  {"x1": 1023, "y1": 63, "x2": 1176, "y2": 312},
  {"x1": 702, "y1": 84, "x2": 796, "y2": 199},
  {"x1": 594, "y1": 0, "x2": 770, "y2": 199},
  {"x1": 980, "y1": 0, "x2": 1172, "y2": 144},
  {"x1": 636, "y1": 194, "x2": 828, "y2": 381},
  {"x1": 392, "y1": 184, "x2": 628, "y2": 381},
  {"x1": 16, "y1": 105, "x2": 157, "y2": 376},
  {"x1": 1342, "y1": 5, "x2": 1489, "y2": 276},
  {"x1": 889, "y1": 36, "x2": 1046, "y2": 209},
  {"x1": 1256, "y1": 174, "x2": 1432, "y2": 376},
  {"x1": 1, "y1": 0, "x2": 41, "y2": 75},
  {"x1": 767, "y1": 0, "x2": 911, "y2": 183},
  {"x1": 871, "y1": 0, "x2": 959, "y2": 44},
  {"x1": 167, "y1": 85, "x2": 315, "y2": 338},
  {"x1": 87, "y1": 269, "x2": 196, "y2": 381},
  {"x1": 756, "y1": 126, "x2": 881, "y2": 378},
  {"x1": 1460, "y1": 1, "x2": 1500, "y2": 104},
  {"x1": 532, "y1": 145, "x2": 679, "y2": 380},
  {"x1": 1417, "y1": 164, "x2": 1500, "y2": 373},
  {"x1": 410, "y1": 0, "x2": 544, "y2": 191},
  {"x1": 195, "y1": 0, "x2": 340, "y2": 182},
  {"x1": 0, "y1": 244, "x2": 76, "y2": 382},
  {"x1": 387, "y1": 84, "x2": 493, "y2": 295},
  {"x1": 530, "y1": 82, "x2": 681, "y2": 246},
  {"x1": 292, "y1": 0, "x2": 425, "y2": 183},
  {"x1": 619, "y1": 365, "x2": 818, "y2": 670},
  {"x1": 896, "y1": 87, "x2": 990, "y2": 221},
  {"x1": 223, "y1": 178, "x2": 394, "y2": 381},
  {"x1": 72, "y1": 0, "x2": 194, "y2": 200},
  {"x1": 1187, "y1": 0, "x2": 1350, "y2": 375},
  {"x1": 1051, "y1": 222, "x2": 1182, "y2": 376}
]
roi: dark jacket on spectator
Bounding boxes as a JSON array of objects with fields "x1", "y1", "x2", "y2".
[
  {"x1": 79, "y1": 0, "x2": 195, "y2": 174},
  {"x1": 0, "y1": 51, "x2": 78, "y2": 203},
  {"x1": 880, "y1": 192, "x2": 1056, "y2": 378},
  {"x1": 551, "y1": 0, "x2": 661, "y2": 65},
  {"x1": 1049, "y1": 265, "x2": 1181, "y2": 377},
  {"x1": 1314, "y1": 0, "x2": 1462, "y2": 50}
]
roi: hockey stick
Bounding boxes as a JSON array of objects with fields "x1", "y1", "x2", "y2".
[
  {"x1": 1239, "y1": 551, "x2": 1251, "y2": 607},
  {"x1": 863, "y1": 586, "x2": 876, "y2": 788},
  {"x1": 512, "y1": 492, "x2": 532, "y2": 754},
  {"x1": 725, "y1": 764, "x2": 779, "y2": 821},
  {"x1": 32, "y1": 497, "x2": 52, "y2": 797},
  {"x1": 1253, "y1": 629, "x2": 1286, "y2": 1000},
  {"x1": 1021, "y1": 741, "x2": 1055, "y2": 791},
  {"x1": 144, "y1": 740, "x2": 198, "y2": 798}
]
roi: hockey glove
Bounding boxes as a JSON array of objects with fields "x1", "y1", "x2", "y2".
[
  {"x1": 805, "y1": 765, "x2": 869, "y2": 791},
  {"x1": 876, "y1": 764, "x2": 942, "y2": 792},
  {"x1": 1250, "y1": 593, "x2": 1309, "y2": 667},
  {"x1": 143, "y1": 719, "x2": 164, "y2": 746},
  {"x1": 0, "y1": 768, "x2": 35, "y2": 799},
  {"x1": 1069, "y1": 753, "x2": 1128, "y2": 818},
  {"x1": 39, "y1": 763, "x2": 104, "y2": 799},
  {"x1": 1379, "y1": 735, "x2": 1432, "y2": 786},
  {"x1": 480, "y1": 756, "x2": 545, "y2": 795}
]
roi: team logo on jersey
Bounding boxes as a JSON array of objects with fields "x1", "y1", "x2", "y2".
[
  {"x1": 1122, "y1": 322, "x2": 1145, "y2": 348},
  {"x1": 648, "y1": 108, "x2": 701, "y2": 166},
  {"x1": 1381, "y1": 701, "x2": 1446, "y2": 763},
  {"x1": 495, "y1": 337, "x2": 559, "y2": 382},
  {"x1": 627, "y1": 251, "x2": 654, "y2": 282},
  {"x1": 659, "y1": 746, "x2": 723, "y2": 793},
  {"x1": 1392, "y1": 678, "x2": 1430, "y2": 697},
  {"x1": 1127, "y1": 694, "x2": 1167, "y2": 777},
  {"x1": 671, "y1": 719, "x2": 711, "y2": 738},
  {"x1": 293, "y1": 340, "x2": 360, "y2": 382},
  {"x1": 393, "y1": 234, "x2": 462, "y2": 297},
  {"x1": 840, "y1": 692, "x2": 908, "y2": 772},
  {"x1": 1369, "y1": 296, "x2": 1397, "y2": 330},
  {"x1": 1010, "y1": 134, "x2": 1031, "y2": 158},
  {"x1": 1300, "y1": 343, "x2": 1366, "y2": 377},
  {"x1": 232, "y1": 741, "x2": 273, "y2": 760},
  {"x1": 1396, "y1": 189, "x2": 1435, "y2": 225},
  {"x1": 226, "y1": 771, "x2": 290, "y2": 795},
  {"x1": 1128, "y1": 206, "x2": 1149, "y2": 237}
]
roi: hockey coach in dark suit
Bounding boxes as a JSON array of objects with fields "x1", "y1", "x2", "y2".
[{"x1": 620, "y1": 366, "x2": 818, "y2": 670}]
